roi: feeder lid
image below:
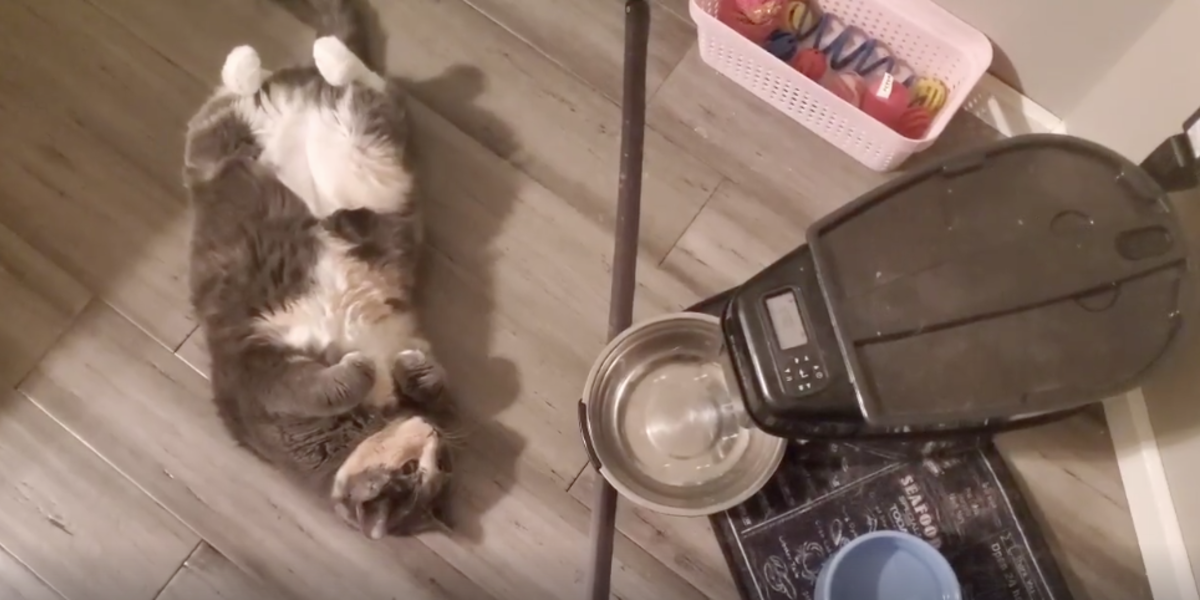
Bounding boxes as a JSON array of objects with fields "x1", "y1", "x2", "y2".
[{"x1": 808, "y1": 134, "x2": 1191, "y2": 427}]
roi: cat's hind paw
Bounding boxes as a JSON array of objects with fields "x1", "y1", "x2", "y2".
[
  {"x1": 323, "y1": 351, "x2": 377, "y2": 412},
  {"x1": 313, "y1": 35, "x2": 386, "y2": 92},
  {"x1": 221, "y1": 45, "x2": 264, "y2": 96},
  {"x1": 313, "y1": 36, "x2": 363, "y2": 86}
]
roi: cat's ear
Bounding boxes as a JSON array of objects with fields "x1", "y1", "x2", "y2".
[{"x1": 221, "y1": 45, "x2": 265, "y2": 96}]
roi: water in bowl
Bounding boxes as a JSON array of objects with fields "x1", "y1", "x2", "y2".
[{"x1": 617, "y1": 355, "x2": 749, "y2": 487}]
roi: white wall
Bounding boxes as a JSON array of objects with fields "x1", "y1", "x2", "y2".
[
  {"x1": 934, "y1": 0, "x2": 1170, "y2": 117},
  {"x1": 1065, "y1": 0, "x2": 1200, "y2": 160}
]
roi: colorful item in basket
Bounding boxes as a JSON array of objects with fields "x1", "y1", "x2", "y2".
[
  {"x1": 717, "y1": 0, "x2": 777, "y2": 44},
  {"x1": 809, "y1": 13, "x2": 921, "y2": 83},
  {"x1": 821, "y1": 70, "x2": 866, "y2": 107},
  {"x1": 733, "y1": 0, "x2": 786, "y2": 24},
  {"x1": 894, "y1": 105, "x2": 933, "y2": 139},
  {"x1": 910, "y1": 76, "x2": 948, "y2": 114},
  {"x1": 817, "y1": 20, "x2": 884, "y2": 73},
  {"x1": 791, "y1": 47, "x2": 828, "y2": 80},
  {"x1": 780, "y1": 0, "x2": 821, "y2": 41},
  {"x1": 890, "y1": 62, "x2": 919, "y2": 88},
  {"x1": 860, "y1": 71, "x2": 911, "y2": 128},
  {"x1": 762, "y1": 29, "x2": 826, "y2": 79},
  {"x1": 764, "y1": 29, "x2": 801, "y2": 61}
]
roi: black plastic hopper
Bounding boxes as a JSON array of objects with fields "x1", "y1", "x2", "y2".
[{"x1": 722, "y1": 134, "x2": 1192, "y2": 439}]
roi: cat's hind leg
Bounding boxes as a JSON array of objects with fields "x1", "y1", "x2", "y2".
[
  {"x1": 313, "y1": 35, "x2": 386, "y2": 92},
  {"x1": 221, "y1": 45, "x2": 266, "y2": 96}
]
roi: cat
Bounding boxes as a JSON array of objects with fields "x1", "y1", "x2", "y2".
[{"x1": 182, "y1": 0, "x2": 451, "y2": 540}]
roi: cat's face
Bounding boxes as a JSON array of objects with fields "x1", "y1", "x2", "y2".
[{"x1": 331, "y1": 412, "x2": 453, "y2": 539}]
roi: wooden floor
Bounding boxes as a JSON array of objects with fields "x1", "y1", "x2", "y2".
[{"x1": 0, "y1": 0, "x2": 1152, "y2": 598}]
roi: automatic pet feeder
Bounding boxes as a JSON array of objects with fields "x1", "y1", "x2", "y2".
[{"x1": 578, "y1": 1, "x2": 1199, "y2": 598}]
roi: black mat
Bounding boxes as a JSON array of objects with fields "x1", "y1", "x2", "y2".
[{"x1": 709, "y1": 441, "x2": 1073, "y2": 600}]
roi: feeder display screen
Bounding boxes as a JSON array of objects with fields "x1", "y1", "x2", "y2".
[{"x1": 765, "y1": 291, "x2": 808, "y2": 350}]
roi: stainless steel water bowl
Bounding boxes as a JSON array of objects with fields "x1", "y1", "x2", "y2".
[{"x1": 582, "y1": 312, "x2": 786, "y2": 516}]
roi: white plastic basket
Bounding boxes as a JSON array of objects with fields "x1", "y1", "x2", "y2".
[{"x1": 690, "y1": 0, "x2": 993, "y2": 171}]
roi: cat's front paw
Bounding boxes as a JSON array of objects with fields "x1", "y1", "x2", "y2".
[
  {"x1": 327, "y1": 351, "x2": 376, "y2": 411},
  {"x1": 221, "y1": 45, "x2": 264, "y2": 96},
  {"x1": 392, "y1": 349, "x2": 445, "y2": 403}
]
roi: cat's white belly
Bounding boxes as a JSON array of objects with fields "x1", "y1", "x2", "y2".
[
  {"x1": 256, "y1": 236, "x2": 416, "y2": 408},
  {"x1": 252, "y1": 96, "x2": 413, "y2": 219},
  {"x1": 256, "y1": 100, "x2": 322, "y2": 212},
  {"x1": 304, "y1": 106, "x2": 412, "y2": 216}
]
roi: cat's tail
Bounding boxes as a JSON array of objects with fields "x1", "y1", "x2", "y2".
[{"x1": 310, "y1": 0, "x2": 380, "y2": 72}]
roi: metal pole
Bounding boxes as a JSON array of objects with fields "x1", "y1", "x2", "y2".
[{"x1": 584, "y1": 1, "x2": 650, "y2": 599}]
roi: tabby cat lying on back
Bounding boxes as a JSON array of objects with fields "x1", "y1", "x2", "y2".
[{"x1": 182, "y1": 0, "x2": 450, "y2": 540}]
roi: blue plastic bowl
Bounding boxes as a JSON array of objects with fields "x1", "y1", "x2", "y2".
[{"x1": 815, "y1": 531, "x2": 961, "y2": 600}]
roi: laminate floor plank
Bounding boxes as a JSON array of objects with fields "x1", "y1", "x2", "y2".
[
  {"x1": 655, "y1": 0, "x2": 695, "y2": 25},
  {"x1": 21, "y1": 303, "x2": 492, "y2": 600},
  {"x1": 0, "y1": 545, "x2": 67, "y2": 600},
  {"x1": 348, "y1": 0, "x2": 722, "y2": 261},
  {"x1": 174, "y1": 329, "x2": 207, "y2": 377},
  {"x1": 154, "y1": 543, "x2": 285, "y2": 600},
  {"x1": 4, "y1": 0, "x2": 209, "y2": 192},
  {"x1": 0, "y1": 0, "x2": 204, "y2": 348},
  {"x1": 83, "y1": 0, "x2": 316, "y2": 80},
  {"x1": 0, "y1": 388, "x2": 198, "y2": 600},
  {"x1": 453, "y1": 0, "x2": 696, "y2": 102},
  {"x1": 570, "y1": 467, "x2": 739, "y2": 600},
  {"x1": 649, "y1": 49, "x2": 887, "y2": 215},
  {"x1": 407, "y1": 438, "x2": 707, "y2": 600},
  {"x1": 647, "y1": 48, "x2": 1004, "y2": 226},
  {"x1": 0, "y1": 222, "x2": 91, "y2": 389},
  {"x1": 658, "y1": 177, "x2": 816, "y2": 298}
]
